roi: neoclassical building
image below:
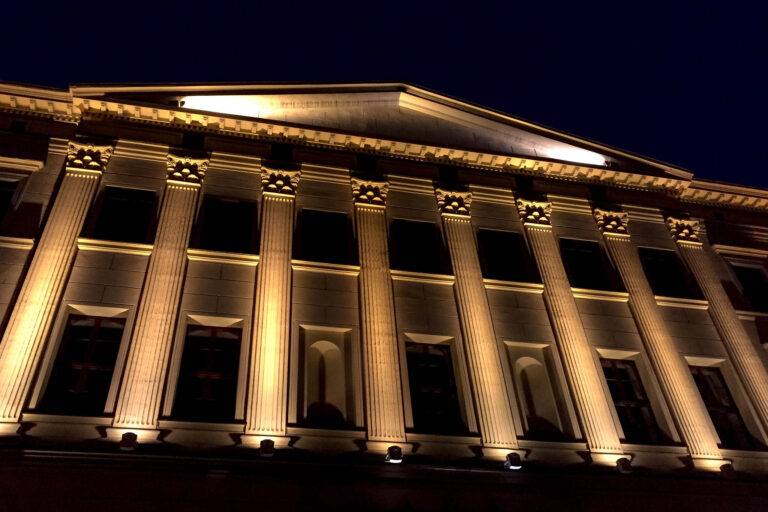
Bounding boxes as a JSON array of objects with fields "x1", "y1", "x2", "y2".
[{"x1": 1, "y1": 81, "x2": 768, "y2": 510}]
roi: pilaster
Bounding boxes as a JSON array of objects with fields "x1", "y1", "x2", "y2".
[
  {"x1": 245, "y1": 168, "x2": 300, "y2": 437},
  {"x1": 352, "y1": 178, "x2": 407, "y2": 443},
  {"x1": 0, "y1": 142, "x2": 112, "y2": 425},
  {"x1": 112, "y1": 154, "x2": 207, "y2": 430},
  {"x1": 516, "y1": 199, "x2": 625, "y2": 460},
  {"x1": 595, "y1": 209, "x2": 723, "y2": 463},
  {"x1": 436, "y1": 189, "x2": 519, "y2": 449},
  {"x1": 668, "y1": 216, "x2": 768, "y2": 439}
]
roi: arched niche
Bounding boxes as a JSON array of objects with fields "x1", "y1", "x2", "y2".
[{"x1": 513, "y1": 356, "x2": 564, "y2": 439}]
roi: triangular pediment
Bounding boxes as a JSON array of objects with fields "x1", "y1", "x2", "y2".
[{"x1": 71, "y1": 82, "x2": 689, "y2": 181}]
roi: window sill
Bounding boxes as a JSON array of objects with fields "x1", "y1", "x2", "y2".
[
  {"x1": 390, "y1": 269, "x2": 455, "y2": 284},
  {"x1": 187, "y1": 248, "x2": 259, "y2": 266},
  {"x1": 77, "y1": 237, "x2": 153, "y2": 256},
  {"x1": 483, "y1": 278, "x2": 544, "y2": 294}
]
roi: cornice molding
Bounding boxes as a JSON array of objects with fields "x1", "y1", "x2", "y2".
[
  {"x1": 113, "y1": 140, "x2": 169, "y2": 163},
  {"x1": 516, "y1": 199, "x2": 552, "y2": 226},
  {"x1": 261, "y1": 167, "x2": 300, "y2": 195},
  {"x1": 548, "y1": 194, "x2": 592, "y2": 216},
  {"x1": 435, "y1": 188, "x2": 471, "y2": 216},
  {"x1": 468, "y1": 185, "x2": 515, "y2": 206},
  {"x1": 167, "y1": 154, "x2": 208, "y2": 184},
  {"x1": 351, "y1": 178, "x2": 388, "y2": 206},
  {"x1": 0, "y1": 155, "x2": 44, "y2": 173},
  {"x1": 300, "y1": 163, "x2": 350, "y2": 185},
  {"x1": 594, "y1": 208, "x2": 629, "y2": 236},
  {"x1": 67, "y1": 142, "x2": 114, "y2": 172},
  {"x1": 208, "y1": 152, "x2": 262, "y2": 175},
  {"x1": 4, "y1": 85, "x2": 768, "y2": 212}
]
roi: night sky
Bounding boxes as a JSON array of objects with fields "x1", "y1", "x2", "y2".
[{"x1": 3, "y1": 2, "x2": 766, "y2": 188}]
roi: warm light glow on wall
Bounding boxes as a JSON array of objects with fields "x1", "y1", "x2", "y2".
[
  {"x1": 544, "y1": 146, "x2": 606, "y2": 166},
  {"x1": 182, "y1": 95, "x2": 277, "y2": 119}
]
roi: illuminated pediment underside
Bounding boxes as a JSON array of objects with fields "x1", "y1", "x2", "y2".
[{"x1": 6, "y1": 81, "x2": 768, "y2": 211}]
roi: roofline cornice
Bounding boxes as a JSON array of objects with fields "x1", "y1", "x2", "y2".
[{"x1": 0, "y1": 82, "x2": 766, "y2": 213}]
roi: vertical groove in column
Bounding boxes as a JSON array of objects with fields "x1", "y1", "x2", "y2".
[
  {"x1": 679, "y1": 242, "x2": 768, "y2": 434},
  {"x1": 246, "y1": 194, "x2": 295, "y2": 435},
  {"x1": 0, "y1": 170, "x2": 100, "y2": 422},
  {"x1": 356, "y1": 205, "x2": 406, "y2": 442},
  {"x1": 443, "y1": 215, "x2": 518, "y2": 448},
  {"x1": 605, "y1": 235, "x2": 722, "y2": 459},
  {"x1": 526, "y1": 226, "x2": 623, "y2": 454},
  {"x1": 113, "y1": 183, "x2": 199, "y2": 429}
]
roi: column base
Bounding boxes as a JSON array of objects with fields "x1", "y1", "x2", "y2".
[
  {"x1": 105, "y1": 427, "x2": 161, "y2": 450},
  {"x1": 691, "y1": 456, "x2": 734, "y2": 473},
  {"x1": 0, "y1": 422, "x2": 21, "y2": 438},
  {"x1": 481, "y1": 446, "x2": 526, "y2": 461}
]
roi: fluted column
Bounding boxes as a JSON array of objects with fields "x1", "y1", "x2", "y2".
[
  {"x1": 595, "y1": 210, "x2": 722, "y2": 462},
  {"x1": 0, "y1": 142, "x2": 112, "y2": 428},
  {"x1": 435, "y1": 189, "x2": 519, "y2": 449},
  {"x1": 516, "y1": 199, "x2": 624, "y2": 460},
  {"x1": 668, "y1": 216, "x2": 768, "y2": 437},
  {"x1": 245, "y1": 168, "x2": 300, "y2": 436},
  {"x1": 112, "y1": 155, "x2": 207, "y2": 430},
  {"x1": 352, "y1": 179, "x2": 406, "y2": 443}
]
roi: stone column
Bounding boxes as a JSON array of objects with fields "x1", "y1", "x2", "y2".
[
  {"x1": 516, "y1": 199, "x2": 625, "y2": 463},
  {"x1": 668, "y1": 216, "x2": 768, "y2": 438},
  {"x1": 0, "y1": 142, "x2": 112, "y2": 431},
  {"x1": 435, "y1": 189, "x2": 519, "y2": 450},
  {"x1": 244, "y1": 168, "x2": 300, "y2": 438},
  {"x1": 112, "y1": 155, "x2": 207, "y2": 431},
  {"x1": 595, "y1": 210, "x2": 723, "y2": 465},
  {"x1": 351, "y1": 179, "x2": 407, "y2": 446}
]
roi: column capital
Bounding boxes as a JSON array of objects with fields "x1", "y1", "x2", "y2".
[
  {"x1": 261, "y1": 167, "x2": 300, "y2": 196},
  {"x1": 66, "y1": 142, "x2": 114, "y2": 173},
  {"x1": 666, "y1": 216, "x2": 701, "y2": 244},
  {"x1": 516, "y1": 199, "x2": 552, "y2": 226},
  {"x1": 594, "y1": 208, "x2": 629, "y2": 237},
  {"x1": 351, "y1": 178, "x2": 388, "y2": 206},
  {"x1": 167, "y1": 154, "x2": 208, "y2": 184},
  {"x1": 435, "y1": 189, "x2": 471, "y2": 216}
]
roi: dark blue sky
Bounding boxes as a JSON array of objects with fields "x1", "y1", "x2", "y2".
[{"x1": 3, "y1": 1, "x2": 766, "y2": 187}]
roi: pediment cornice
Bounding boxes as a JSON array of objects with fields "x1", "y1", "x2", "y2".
[{"x1": 2, "y1": 82, "x2": 768, "y2": 214}]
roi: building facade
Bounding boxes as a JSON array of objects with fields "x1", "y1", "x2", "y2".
[{"x1": 2, "y1": 81, "x2": 768, "y2": 509}]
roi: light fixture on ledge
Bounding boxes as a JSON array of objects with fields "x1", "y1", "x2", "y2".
[
  {"x1": 120, "y1": 432, "x2": 138, "y2": 452},
  {"x1": 259, "y1": 439, "x2": 275, "y2": 458},
  {"x1": 616, "y1": 457, "x2": 632, "y2": 474},
  {"x1": 385, "y1": 445, "x2": 403, "y2": 464},
  {"x1": 504, "y1": 452, "x2": 522, "y2": 470}
]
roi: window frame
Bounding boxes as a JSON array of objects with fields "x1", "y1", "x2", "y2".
[
  {"x1": 163, "y1": 314, "x2": 250, "y2": 423},
  {"x1": 593, "y1": 347, "x2": 680, "y2": 445},
  {"x1": 29, "y1": 303, "x2": 134, "y2": 416},
  {"x1": 684, "y1": 355, "x2": 768, "y2": 451},
  {"x1": 397, "y1": 332, "x2": 478, "y2": 436}
]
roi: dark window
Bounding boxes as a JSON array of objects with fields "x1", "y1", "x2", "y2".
[
  {"x1": 0, "y1": 179, "x2": 19, "y2": 223},
  {"x1": 559, "y1": 238, "x2": 621, "y2": 291},
  {"x1": 38, "y1": 315, "x2": 125, "y2": 416},
  {"x1": 172, "y1": 325, "x2": 242, "y2": 423},
  {"x1": 638, "y1": 247, "x2": 702, "y2": 299},
  {"x1": 294, "y1": 209, "x2": 354, "y2": 265},
  {"x1": 477, "y1": 229, "x2": 539, "y2": 282},
  {"x1": 91, "y1": 187, "x2": 156, "y2": 244},
  {"x1": 690, "y1": 365, "x2": 758, "y2": 450},
  {"x1": 731, "y1": 265, "x2": 768, "y2": 313},
  {"x1": 390, "y1": 219, "x2": 450, "y2": 274},
  {"x1": 600, "y1": 359, "x2": 665, "y2": 445},
  {"x1": 405, "y1": 342, "x2": 466, "y2": 435},
  {"x1": 194, "y1": 197, "x2": 257, "y2": 254}
]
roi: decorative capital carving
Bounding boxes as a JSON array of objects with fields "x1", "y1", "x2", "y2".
[
  {"x1": 351, "y1": 178, "x2": 388, "y2": 206},
  {"x1": 261, "y1": 168, "x2": 300, "y2": 195},
  {"x1": 167, "y1": 154, "x2": 208, "y2": 184},
  {"x1": 67, "y1": 142, "x2": 114, "y2": 172},
  {"x1": 666, "y1": 216, "x2": 700, "y2": 243},
  {"x1": 435, "y1": 189, "x2": 471, "y2": 216},
  {"x1": 516, "y1": 199, "x2": 552, "y2": 226},
  {"x1": 594, "y1": 208, "x2": 629, "y2": 236}
]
